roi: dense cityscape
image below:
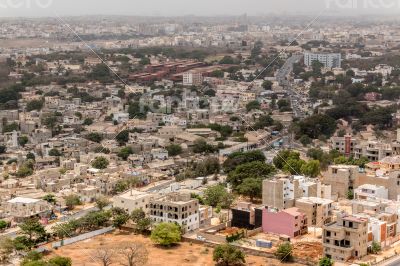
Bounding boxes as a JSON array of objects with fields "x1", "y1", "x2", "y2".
[{"x1": 2, "y1": 2, "x2": 400, "y2": 266}]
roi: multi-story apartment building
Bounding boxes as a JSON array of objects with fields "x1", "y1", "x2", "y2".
[
  {"x1": 149, "y1": 193, "x2": 199, "y2": 232},
  {"x1": 355, "y1": 170, "x2": 400, "y2": 201},
  {"x1": 263, "y1": 175, "x2": 332, "y2": 210},
  {"x1": 113, "y1": 190, "x2": 158, "y2": 214},
  {"x1": 323, "y1": 214, "x2": 368, "y2": 262},
  {"x1": 295, "y1": 197, "x2": 334, "y2": 226},
  {"x1": 262, "y1": 207, "x2": 308, "y2": 238},
  {"x1": 354, "y1": 184, "x2": 388, "y2": 200},
  {"x1": 330, "y1": 133, "x2": 400, "y2": 161},
  {"x1": 262, "y1": 175, "x2": 302, "y2": 210},
  {"x1": 323, "y1": 165, "x2": 361, "y2": 199},
  {"x1": 183, "y1": 71, "x2": 203, "y2": 86},
  {"x1": 304, "y1": 51, "x2": 341, "y2": 68}
]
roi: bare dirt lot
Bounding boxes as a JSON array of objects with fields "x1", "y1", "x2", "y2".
[{"x1": 49, "y1": 231, "x2": 304, "y2": 266}]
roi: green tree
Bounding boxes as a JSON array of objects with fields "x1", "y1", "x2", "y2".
[
  {"x1": 26, "y1": 100, "x2": 44, "y2": 112},
  {"x1": 117, "y1": 147, "x2": 133, "y2": 160},
  {"x1": 347, "y1": 189, "x2": 354, "y2": 200},
  {"x1": 16, "y1": 162, "x2": 34, "y2": 178},
  {"x1": 222, "y1": 150, "x2": 266, "y2": 173},
  {"x1": 85, "y1": 133, "x2": 103, "y2": 143},
  {"x1": 48, "y1": 256, "x2": 72, "y2": 266},
  {"x1": 136, "y1": 218, "x2": 152, "y2": 233},
  {"x1": 319, "y1": 257, "x2": 334, "y2": 266},
  {"x1": 283, "y1": 158, "x2": 305, "y2": 175},
  {"x1": 52, "y1": 222, "x2": 74, "y2": 240},
  {"x1": 192, "y1": 139, "x2": 215, "y2": 154},
  {"x1": 116, "y1": 130, "x2": 130, "y2": 145},
  {"x1": 204, "y1": 185, "x2": 234, "y2": 208},
  {"x1": 0, "y1": 145, "x2": 6, "y2": 154},
  {"x1": 300, "y1": 160, "x2": 321, "y2": 178},
  {"x1": 43, "y1": 194, "x2": 56, "y2": 204},
  {"x1": 246, "y1": 100, "x2": 260, "y2": 112},
  {"x1": 150, "y1": 223, "x2": 181, "y2": 246},
  {"x1": 299, "y1": 135, "x2": 312, "y2": 146},
  {"x1": 74, "y1": 112, "x2": 83, "y2": 119},
  {"x1": 83, "y1": 118, "x2": 93, "y2": 126},
  {"x1": 95, "y1": 197, "x2": 110, "y2": 211},
  {"x1": 262, "y1": 80, "x2": 273, "y2": 90},
  {"x1": 275, "y1": 242, "x2": 293, "y2": 262},
  {"x1": 19, "y1": 219, "x2": 46, "y2": 244},
  {"x1": 273, "y1": 150, "x2": 301, "y2": 169},
  {"x1": 166, "y1": 144, "x2": 182, "y2": 156},
  {"x1": 227, "y1": 161, "x2": 275, "y2": 189},
  {"x1": 113, "y1": 213, "x2": 130, "y2": 229},
  {"x1": 131, "y1": 209, "x2": 146, "y2": 223},
  {"x1": 236, "y1": 178, "x2": 262, "y2": 202},
  {"x1": 219, "y1": 56, "x2": 236, "y2": 64},
  {"x1": 371, "y1": 241, "x2": 381, "y2": 254},
  {"x1": 48, "y1": 148, "x2": 62, "y2": 157},
  {"x1": 0, "y1": 220, "x2": 8, "y2": 231},
  {"x1": 92, "y1": 156, "x2": 109, "y2": 169},
  {"x1": 213, "y1": 244, "x2": 245, "y2": 266},
  {"x1": 65, "y1": 194, "x2": 81, "y2": 210},
  {"x1": 253, "y1": 115, "x2": 274, "y2": 130},
  {"x1": 139, "y1": 57, "x2": 150, "y2": 65},
  {"x1": 79, "y1": 211, "x2": 111, "y2": 231},
  {"x1": 18, "y1": 136, "x2": 29, "y2": 147},
  {"x1": 26, "y1": 152, "x2": 35, "y2": 161}
]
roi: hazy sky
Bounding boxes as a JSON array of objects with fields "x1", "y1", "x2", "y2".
[{"x1": 0, "y1": 0, "x2": 399, "y2": 17}]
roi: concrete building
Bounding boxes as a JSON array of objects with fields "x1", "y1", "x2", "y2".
[
  {"x1": 354, "y1": 184, "x2": 388, "y2": 200},
  {"x1": 113, "y1": 190, "x2": 158, "y2": 214},
  {"x1": 355, "y1": 170, "x2": 400, "y2": 201},
  {"x1": 330, "y1": 134, "x2": 400, "y2": 161},
  {"x1": 183, "y1": 71, "x2": 203, "y2": 86},
  {"x1": 2, "y1": 197, "x2": 52, "y2": 222},
  {"x1": 323, "y1": 214, "x2": 368, "y2": 262},
  {"x1": 323, "y1": 165, "x2": 361, "y2": 199},
  {"x1": 262, "y1": 175, "x2": 331, "y2": 210},
  {"x1": 304, "y1": 52, "x2": 341, "y2": 68},
  {"x1": 262, "y1": 207, "x2": 308, "y2": 238},
  {"x1": 262, "y1": 175, "x2": 302, "y2": 210},
  {"x1": 230, "y1": 202, "x2": 263, "y2": 230},
  {"x1": 149, "y1": 193, "x2": 199, "y2": 232},
  {"x1": 295, "y1": 197, "x2": 334, "y2": 226}
]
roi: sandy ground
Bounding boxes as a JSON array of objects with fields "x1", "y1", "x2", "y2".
[{"x1": 49, "y1": 231, "x2": 304, "y2": 266}]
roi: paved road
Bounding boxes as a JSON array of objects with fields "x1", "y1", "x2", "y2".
[
  {"x1": 276, "y1": 54, "x2": 309, "y2": 119},
  {"x1": 381, "y1": 255, "x2": 400, "y2": 266}
]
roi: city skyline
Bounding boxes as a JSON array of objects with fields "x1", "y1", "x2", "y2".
[{"x1": 0, "y1": 0, "x2": 400, "y2": 18}]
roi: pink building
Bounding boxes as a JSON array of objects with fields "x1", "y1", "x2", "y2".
[{"x1": 262, "y1": 207, "x2": 308, "y2": 238}]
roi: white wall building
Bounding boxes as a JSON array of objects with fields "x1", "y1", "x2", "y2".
[
  {"x1": 304, "y1": 52, "x2": 341, "y2": 68},
  {"x1": 354, "y1": 184, "x2": 388, "y2": 200}
]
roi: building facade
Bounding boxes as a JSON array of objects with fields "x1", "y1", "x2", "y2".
[
  {"x1": 323, "y1": 214, "x2": 368, "y2": 262},
  {"x1": 304, "y1": 52, "x2": 341, "y2": 68}
]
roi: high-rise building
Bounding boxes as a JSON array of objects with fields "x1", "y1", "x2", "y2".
[{"x1": 304, "y1": 52, "x2": 341, "y2": 68}]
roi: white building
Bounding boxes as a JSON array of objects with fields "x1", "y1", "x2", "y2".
[
  {"x1": 304, "y1": 52, "x2": 341, "y2": 68},
  {"x1": 183, "y1": 71, "x2": 203, "y2": 86},
  {"x1": 113, "y1": 190, "x2": 158, "y2": 214},
  {"x1": 3, "y1": 197, "x2": 52, "y2": 222},
  {"x1": 150, "y1": 148, "x2": 169, "y2": 160},
  {"x1": 113, "y1": 113, "x2": 130, "y2": 124},
  {"x1": 149, "y1": 193, "x2": 199, "y2": 232},
  {"x1": 354, "y1": 184, "x2": 388, "y2": 200}
]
